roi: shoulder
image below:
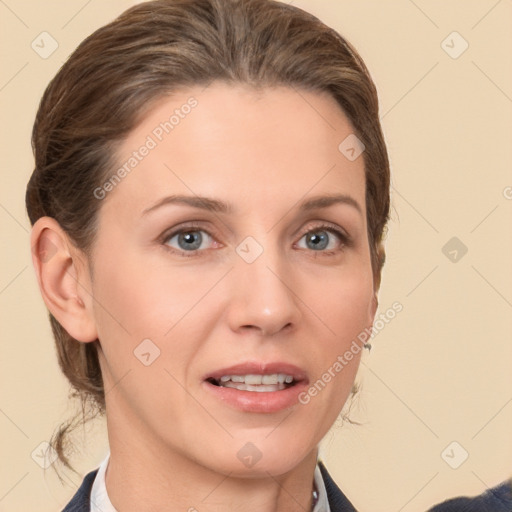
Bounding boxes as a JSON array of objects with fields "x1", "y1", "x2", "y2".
[
  {"x1": 427, "y1": 479, "x2": 512, "y2": 512},
  {"x1": 61, "y1": 469, "x2": 99, "y2": 512},
  {"x1": 318, "y1": 460, "x2": 358, "y2": 512}
]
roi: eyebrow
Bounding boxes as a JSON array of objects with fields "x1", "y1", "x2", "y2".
[{"x1": 141, "y1": 193, "x2": 362, "y2": 217}]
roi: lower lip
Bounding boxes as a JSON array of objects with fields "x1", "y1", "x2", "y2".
[{"x1": 202, "y1": 380, "x2": 309, "y2": 413}]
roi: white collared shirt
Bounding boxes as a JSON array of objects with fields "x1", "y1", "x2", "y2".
[{"x1": 90, "y1": 452, "x2": 330, "y2": 512}]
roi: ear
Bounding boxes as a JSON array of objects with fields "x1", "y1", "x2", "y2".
[
  {"x1": 368, "y1": 242, "x2": 385, "y2": 324},
  {"x1": 30, "y1": 216, "x2": 98, "y2": 343},
  {"x1": 370, "y1": 290, "x2": 379, "y2": 320},
  {"x1": 373, "y1": 242, "x2": 386, "y2": 295}
]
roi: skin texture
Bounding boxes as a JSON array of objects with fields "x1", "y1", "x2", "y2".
[{"x1": 31, "y1": 83, "x2": 378, "y2": 511}]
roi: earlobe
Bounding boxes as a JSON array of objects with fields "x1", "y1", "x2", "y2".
[
  {"x1": 30, "y1": 217, "x2": 98, "y2": 343},
  {"x1": 366, "y1": 291, "x2": 379, "y2": 331}
]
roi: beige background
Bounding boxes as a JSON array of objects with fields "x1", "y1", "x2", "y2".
[{"x1": 1, "y1": 0, "x2": 511, "y2": 511}]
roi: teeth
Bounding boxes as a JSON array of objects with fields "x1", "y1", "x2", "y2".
[
  {"x1": 262, "y1": 374, "x2": 278, "y2": 385},
  {"x1": 215, "y1": 373, "x2": 295, "y2": 386},
  {"x1": 222, "y1": 381, "x2": 287, "y2": 392},
  {"x1": 245, "y1": 374, "x2": 262, "y2": 385}
]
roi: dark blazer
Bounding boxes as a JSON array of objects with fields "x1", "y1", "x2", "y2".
[
  {"x1": 61, "y1": 465, "x2": 512, "y2": 512},
  {"x1": 427, "y1": 478, "x2": 512, "y2": 512},
  {"x1": 61, "y1": 461, "x2": 357, "y2": 511}
]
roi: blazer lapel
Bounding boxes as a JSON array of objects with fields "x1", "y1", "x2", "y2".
[
  {"x1": 61, "y1": 469, "x2": 98, "y2": 512},
  {"x1": 318, "y1": 461, "x2": 357, "y2": 512}
]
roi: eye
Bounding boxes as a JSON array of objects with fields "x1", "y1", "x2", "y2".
[
  {"x1": 296, "y1": 224, "x2": 350, "y2": 253},
  {"x1": 160, "y1": 221, "x2": 350, "y2": 258},
  {"x1": 162, "y1": 224, "x2": 218, "y2": 257}
]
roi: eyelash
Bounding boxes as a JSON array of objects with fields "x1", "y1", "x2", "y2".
[{"x1": 159, "y1": 221, "x2": 352, "y2": 259}]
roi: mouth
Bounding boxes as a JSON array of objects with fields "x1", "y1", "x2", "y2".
[
  {"x1": 202, "y1": 362, "x2": 308, "y2": 413},
  {"x1": 206, "y1": 373, "x2": 298, "y2": 392}
]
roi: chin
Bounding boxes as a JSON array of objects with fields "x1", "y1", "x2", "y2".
[{"x1": 199, "y1": 435, "x2": 315, "y2": 478}]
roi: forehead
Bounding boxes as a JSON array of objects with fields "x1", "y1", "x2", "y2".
[{"x1": 100, "y1": 83, "x2": 366, "y2": 221}]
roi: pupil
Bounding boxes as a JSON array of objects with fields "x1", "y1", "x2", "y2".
[
  {"x1": 307, "y1": 231, "x2": 328, "y2": 250},
  {"x1": 179, "y1": 231, "x2": 202, "y2": 250}
]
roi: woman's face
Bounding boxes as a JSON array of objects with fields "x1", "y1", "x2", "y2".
[{"x1": 87, "y1": 82, "x2": 377, "y2": 476}]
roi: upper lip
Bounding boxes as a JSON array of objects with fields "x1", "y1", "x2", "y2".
[{"x1": 203, "y1": 361, "x2": 308, "y2": 383}]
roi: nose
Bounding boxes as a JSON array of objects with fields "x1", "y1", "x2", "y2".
[{"x1": 225, "y1": 242, "x2": 302, "y2": 338}]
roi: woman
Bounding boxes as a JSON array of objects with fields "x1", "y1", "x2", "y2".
[{"x1": 26, "y1": 0, "x2": 511, "y2": 511}]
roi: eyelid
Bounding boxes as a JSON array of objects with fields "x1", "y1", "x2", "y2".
[
  {"x1": 296, "y1": 220, "x2": 352, "y2": 245},
  {"x1": 159, "y1": 221, "x2": 221, "y2": 251}
]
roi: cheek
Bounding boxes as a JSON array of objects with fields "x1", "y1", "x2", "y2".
[
  {"x1": 89, "y1": 257, "x2": 171, "y2": 386},
  {"x1": 90, "y1": 256, "x2": 200, "y2": 414},
  {"x1": 302, "y1": 270, "x2": 372, "y2": 417},
  {"x1": 90, "y1": 249, "x2": 221, "y2": 387},
  {"x1": 309, "y1": 265, "x2": 374, "y2": 342},
  {"x1": 91, "y1": 251, "x2": 196, "y2": 339},
  {"x1": 300, "y1": 263, "x2": 373, "y2": 404}
]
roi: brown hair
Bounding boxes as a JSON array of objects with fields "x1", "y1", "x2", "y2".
[{"x1": 26, "y1": 0, "x2": 390, "y2": 476}]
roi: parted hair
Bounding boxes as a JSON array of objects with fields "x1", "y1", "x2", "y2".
[{"x1": 26, "y1": 0, "x2": 390, "y2": 474}]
